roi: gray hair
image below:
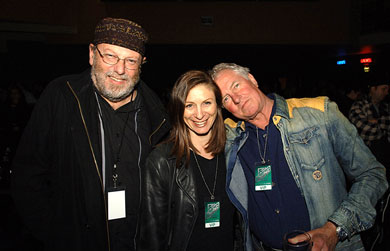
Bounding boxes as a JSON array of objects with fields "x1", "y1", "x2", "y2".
[{"x1": 209, "y1": 63, "x2": 250, "y2": 80}]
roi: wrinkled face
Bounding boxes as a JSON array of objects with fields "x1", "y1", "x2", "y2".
[
  {"x1": 214, "y1": 69, "x2": 264, "y2": 121},
  {"x1": 183, "y1": 84, "x2": 218, "y2": 139},
  {"x1": 89, "y1": 43, "x2": 143, "y2": 102},
  {"x1": 371, "y1": 84, "x2": 389, "y2": 103}
]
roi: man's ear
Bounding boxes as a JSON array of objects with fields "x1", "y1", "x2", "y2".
[
  {"x1": 248, "y1": 73, "x2": 258, "y2": 87},
  {"x1": 88, "y1": 44, "x2": 95, "y2": 66}
]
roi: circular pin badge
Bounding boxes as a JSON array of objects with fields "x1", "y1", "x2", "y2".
[{"x1": 312, "y1": 170, "x2": 322, "y2": 180}]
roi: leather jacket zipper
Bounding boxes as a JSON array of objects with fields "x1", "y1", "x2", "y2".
[{"x1": 149, "y1": 118, "x2": 167, "y2": 145}]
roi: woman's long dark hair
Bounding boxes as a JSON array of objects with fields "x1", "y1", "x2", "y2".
[{"x1": 167, "y1": 70, "x2": 226, "y2": 168}]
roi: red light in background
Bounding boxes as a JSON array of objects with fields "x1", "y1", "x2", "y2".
[
  {"x1": 360, "y1": 45, "x2": 374, "y2": 55},
  {"x1": 360, "y1": 58, "x2": 372, "y2": 64}
]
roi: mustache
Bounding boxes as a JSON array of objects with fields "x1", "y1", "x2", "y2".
[{"x1": 106, "y1": 71, "x2": 130, "y2": 81}]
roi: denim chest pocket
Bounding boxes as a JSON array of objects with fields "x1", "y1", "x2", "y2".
[{"x1": 288, "y1": 126, "x2": 325, "y2": 171}]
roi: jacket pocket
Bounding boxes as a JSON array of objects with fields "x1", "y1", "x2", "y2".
[{"x1": 288, "y1": 126, "x2": 325, "y2": 171}]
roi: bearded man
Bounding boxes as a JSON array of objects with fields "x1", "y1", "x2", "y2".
[{"x1": 11, "y1": 17, "x2": 171, "y2": 251}]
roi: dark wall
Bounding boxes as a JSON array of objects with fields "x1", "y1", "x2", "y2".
[
  {"x1": 1, "y1": 0, "x2": 355, "y2": 45},
  {"x1": 5, "y1": 41, "x2": 388, "y2": 101}
]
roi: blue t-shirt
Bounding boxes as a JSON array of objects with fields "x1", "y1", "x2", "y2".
[{"x1": 238, "y1": 94, "x2": 310, "y2": 249}]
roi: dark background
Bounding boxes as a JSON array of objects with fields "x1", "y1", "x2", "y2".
[
  {"x1": 1, "y1": 0, "x2": 390, "y2": 250},
  {"x1": 1, "y1": 0, "x2": 389, "y2": 97}
]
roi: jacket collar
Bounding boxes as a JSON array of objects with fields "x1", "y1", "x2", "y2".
[
  {"x1": 159, "y1": 142, "x2": 197, "y2": 203},
  {"x1": 273, "y1": 93, "x2": 291, "y2": 120}
]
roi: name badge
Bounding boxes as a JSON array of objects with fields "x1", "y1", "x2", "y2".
[
  {"x1": 107, "y1": 188, "x2": 126, "y2": 220},
  {"x1": 255, "y1": 163, "x2": 272, "y2": 191},
  {"x1": 205, "y1": 201, "x2": 220, "y2": 228}
]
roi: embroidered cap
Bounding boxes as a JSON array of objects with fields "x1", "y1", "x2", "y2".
[{"x1": 93, "y1": 17, "x2": 149, "y2": 56}]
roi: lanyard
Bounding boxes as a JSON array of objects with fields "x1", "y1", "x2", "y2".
[
  {"x1": 256, "y1": 125, "x2": 269, "y2": 164},
  {"x1": 95, "y1": 91, "x2": 133, "y2": 190},
  {"x1": 193, "y1": 152, "x2": 218, "y2": 200},
  {"x1": 112, "y1": 111, "x2": 130, "y2": 188}
]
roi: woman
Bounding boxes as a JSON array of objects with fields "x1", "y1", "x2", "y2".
[{"x1": 139, "y1": 70, "x2": 237, "y2": 251}]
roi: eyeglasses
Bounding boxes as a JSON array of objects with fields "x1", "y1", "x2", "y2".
[{"x1": 94, "y1": 46, "x2": 142, "y2": 70}]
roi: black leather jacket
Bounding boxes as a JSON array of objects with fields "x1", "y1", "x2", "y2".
[
  {"x1": 139, "y1": 143, "x2": 245, "y2": 251},
  {"x1": 139, "y1": 143, "x2": 198, "y2": 251}
]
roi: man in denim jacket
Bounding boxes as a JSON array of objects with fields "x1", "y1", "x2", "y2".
[{"x1": 210, "y1": 63, "x2": 388, "y2": 251}]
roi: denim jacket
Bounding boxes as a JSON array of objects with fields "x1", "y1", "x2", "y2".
[{"x1": 225, "y1": 94, "x2": 388, "y2": 251}]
